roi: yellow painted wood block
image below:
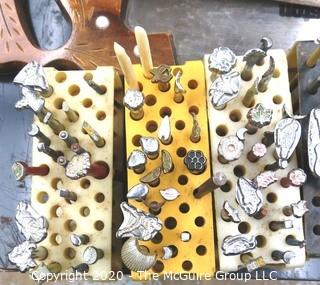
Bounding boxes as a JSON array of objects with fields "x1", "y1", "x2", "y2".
[
  {"x1": 30, "y1": 67, "x2": 115, "y2": 279},
  {"x1": 125, "y1": 61, "x2": 216, "y2": 280},
  {"x1": 204, "y1": 50, "x2": 306, "y2": 271}
]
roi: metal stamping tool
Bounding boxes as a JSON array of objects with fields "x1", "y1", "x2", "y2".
[
  {"x1": 57, "y1": 156, "x2": 69, "y2": 167},
  {"x1": 180, "y1": 231, "x2": 191, "y2": 242},
  {"x1": 242, "y1": 77, "x2": 259, "y2": 108},
  {"x1": 150, "y1": 64, "x2": 173, "y2": 92},
  {"x1": 127, "y1": 183, "x2": 149, "y2": 201},
  {"x1": 222, "y1": 234, "x2": 257, "y2": 256},
  {"x1": 246, "y1": 256, "x2": 266, "y2": 273},
  {"x1": 72, "y1": 263, "x2": 89, "y2": 273},
  {"x1": 12, "y1": 161, "x2": 49, "y2": 181},
  {"x1": 247, "y1": 143, "x2": 267, "y2": 162},
  {"x1": 283, "y1": 200, "x2": 309, "y2": 218},
  {"x1": 307, "y1": 76, "x2": 320, "y2": 94},
  {"x1": 161, "y1": 247, "x2": 174, "y2": 260},
  {"x1": 280, "y1": 168, "x2": 307, "y2": 188},
  {"x1": 286, "y1": 236, "x2": 306, "y2": 248},
  {"x1": 31, "y1": 246, "x2": 48, "y2": 261},
  {"x1": 184, "y1": 150, "x2": 207, "y2": 175},
  {"x1": 218, "y1": 132, "x2": 245, "y2": 164},
  {"x1": 271, "y1": 250, "x2": 296, "y2": 264},
  {"x1": 123, "y1": 89, "x2": 145, "y2": 120},
  {"x1": 59, "y1": 188, "x2": 78, "y2": 203},
  {"x1": 269, "y1": 220, "x2": 293, "y2": 231},
  {"x1": 260, "y1": 37, "x2": 273, "y2": 53},
  {"x1": 253, "y1": 205, "x2": 268, "y2": 220},
  {"x1": 209, "y1": 70, "x2": 240, "y2": 110},
  {"x1": 236, "y1": 177, "x2": 263, "y2": 216},
  {"x1": 173, "y1": 70, "x2": 186, "y2": 103},
  {"x1": 82, "y1": 121, "x2": 105, "y2": 147},
  {"x1": 28, "y1": 124, "x2": 51, "y2": 146},
  {"x1": 127, "y1": 149, "x2": 147, "y2": 174},
  {"x1": 8, "y1": 241, "x2": 37, "y2": 272},
  {"x1": 121, "y1": 238, "x2": 157, "y2": 272},
  {"x1": 116, "y1": 202, "x2": 162, "y2": 241},
  {"x1": 140, "y1": 167, "x2": 161, "y2": 186},
  {"x1": 246, "y1": 103, "x2": 273, "y2": 134},
  {"x1": 221, "y1": 201, "x2": 241, "y2": 223},
  {"x1": 70, "y1": 142, "x2": 86, "y2": 155},
  {"x1": 62, "y1": 101, "x2": 79, "y2": 122},
  {"x1": 190, "y1": 112, "x2": 201, "y2": 143},
  {"x1": 158, "y1": 115, "x2": 172, "y2": 144},
  {"x1": 85, "y1": 78, "x2": 105, "y2": 95},
  {"x1": 193, "y1": 172, "x2": 227, "y2": 198},
  {"x1": 253, "y1": 170, "x2": 278, "y2": 189},
  {"x1": 70, "y1": 233, "x2": 90, "y2": 247},
  {"x1": 43, "y1": 112, "x2": 65, "y2": 135},
  {"x1": 148, "y1": 200, "x2": 165, "y2": 215},
  {"x1": 160, "y1": 188, "x2": 180, "y2": 201},
  {"x1": 161, "y1": 149, "x2": 174, "y2": 174},
  {"x1": 257, "y1": 56, "x2": 275, "y2": 92},
  {"x1": 140, "y1": 137, "x2": 160, "y2": 159},
  {"x1": 305, "y1": 37, "x2": 320, "y2": 68},
  {"x1": 16, "y1": 202, "x2": 48, "y2": 243},
  {"x1": 83, "y1": 246, "x2": 104, "y2": 265},
  {"x1": 241, "y1": 49, "x2": 267, "y2": 80},
  {"x1": 262, "y1": 130, "x2": 274, "y2": 147},
  {"x1": 208, "y1": 47, "x2": 237, "y2": 73},
  {"x1": 37, "y1": 142, "x2": 63, "y2": 162},
  {"x1": 59, "y1": 130, "x2": 78, "y2": 148},
  {"x1": 308, "y1": 108, "x2": 320, "y2": 176}
]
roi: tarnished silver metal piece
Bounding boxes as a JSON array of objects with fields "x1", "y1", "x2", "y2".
[
  {"x1": 37, "y1": 142, "x2": 62, "y2": 162},
  {"x1": 140, "y1": 137, "x2": 159, "y2": 159},
  {"x1": 158, "y1": 115, "x2": 172, "y2": 144},
  {"x1": 65, "y1": 152, "x2": 91, "y2": 180},
  {"x1": 241, "y1": 49, "x2": 267, "y2": 80},
  {"x1": 124, "y1": 89, "x2": 145, "y2": 120},
  {"x1": 260, "y1": 37, "x2": 273, "y2": 53},
  {"x1": 208, "y1": 47, "x2": 237, "y2": 73},
  {"x1": 286, "y1": 236, "x2": 306, "y2": 248},
  {"x1": 184, "y1": 150, "x2": 207, "y2": 174},
  {"x1": 83, "y1": 246, "x2": 103, "y2": 265},
  {"x1": 222, "y1": 234, "x2": 257, "y2": 256},
  {"x1": 16, "y1": 202, "x2": 47, "y2": 243},
  {"x1": 161, "y1": 247, "x2": 174, "y2": 260},
  {"x1": 242, "y1": 77, "x2": 259, "y2": 108},
  {"x1": 272, "y1": 250, "x2": 296, "y2": 264},
  {"x1": 218, "y1": 135, "x2": 244, "y2": 164},
  {"x1": 82, "y1": 121, "x2": 105, "y2": 147},
  {"x1": 258, "y1": 56, "x2": 275, "y2": 92},
  {"x1": 308, "y1": 108, "x2": 320, "y2": 176},
  {"x1": 236, "y1": 177, "x2": 263, "y2": 216},
  {"x1": 269, "y1": 220, "x2": 293, "y2": 231},
  {"x1": 59, "y1": 188, "x2": 78, "y2": 203},
  {"x1": 174, "y1": 70, "x2": 186, "y2": 103},
  {"x1": 222, "y1": 201, "x2": 241, "y2": 223},
  {"x1": 291, "y1": 200, "x2": 309, "y2": 218},
  {"x1": 62, "y1": 101, "x2": 79, "y2": 122},
  {"x1": 280, "y1": 168, "x2": 307, "y2": 188},
  {"x1": 307, "y1": 76, "x2": 320, "y2": 94},
  {"x1": 209, "y1": 70, "x2": 240, "y2": 109},
  {"x1": 246, "y1": 103, "x2": 273, "y2": 134},
  {"x1": 43, "y1": 112, "x2": 65, "y2": 135},
  {"x1": 194, "y1": 172, "x2": 227, "y2": 198},
  {"x1": 70, "y1": 233, "x2": 89, "y2": 247},
  {"x1": 121, "y1": 238, "x2": 157, "y2": 272},
  {"x1": 246, "y1": 256, "x2": 266, "y2": 272},
  {"x1": 117, "y1": 202, "x2": 162, "y2": 241},
  {"x1": 247, "y1": 143, "x2": 267, "y2": 162},
  {"x1": 236, "y1": 128, "x2": 248, "y2": 141},
  {"x1": 190, "y1": 112, "x2": 201, "y2": 143},
  {"x1": 59, "y1": 131, "x2": 78, "y2": 148},
  {"x1": 140, "y1": 167, "x2": 161, "y2": 186},
  {"x1": 85, "y1": 78, "x2": 105, "y2": 95},
  {"x1": 8, "y1": 241, "x2": 37, "y2": 272},
  {"x1": 161, "y1": 149, "x2": 173, "y2": 174},
  {"x1": 127, "y1": 149, "x2": 147, "y2": 174},
  {"x1": 127, "y1": 183, "x2": 149, "y2": 201},
  {"x1": 15, "y1": 86, "x2": 45, "y2": 114},
  {"x1": 253, "y1": 170, "x2": 278, "y2": 189},
  {"x1": 160, "y1": 188, "x2": 180, "y2": 201},
  {"x1": 28, "y1": 124, "x2": 51, "y2": 146},
  {"x1": 180, "y1": 231, "x2": 191, "y2": 242}
]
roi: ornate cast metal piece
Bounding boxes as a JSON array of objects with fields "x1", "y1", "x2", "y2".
[
  {"x1": 127, "y1": 183, "x2": 149, "y2": 201},
  {"x1": 308, "y1": 108, "x2": 320, "y2": 176},
  {"x1": 223, "y1": 201, "x2": 241, "y2": 223},
  {"x1": 208, "y1": 47, "x2": 237, "y2": 73},
  {"x1": 8, "y1": 241, "x2": 37, "y2": 272},
  {"x1": 253, "y1": 171, "x2": 278, "y2": 189},
  {"x1": 65, "y1": 152, "x2": 91, "y2": 180},
  {"x1": 222, "y1": 234, "x2": 257, "y2": 256}
]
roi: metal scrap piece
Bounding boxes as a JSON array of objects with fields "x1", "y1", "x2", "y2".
[
  {"x1": 222, "y1": 234, "x2": 257, "y2": 256},
  {"x1": 8, "y1": 241, "x2": 37, "y2": 272},
  {"x1": 223, "y1": 201, "x2": 241, "y2": 223},
  {"x1": 253, "y1": 171, "x2": 278, "y2": 189},
  {"x1": 160, "y1": 188, "x2": 180, "y2": 201},
  {"x1": 161, "y1": 149, "x2": 173, "y2": 174},
  {"x1": 208, "y1": 47, "x2": 237, "y2": 73},
  {"x1": 65, "y1": 152, "x2": 91, "y2": 180},
  {"x1": 308, "y1": 108, "x2": 320, "y2": 176}
]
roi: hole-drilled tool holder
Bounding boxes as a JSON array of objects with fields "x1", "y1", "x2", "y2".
[{"x1": 204, "y1": 50, "x2": 306, "y2": 271}]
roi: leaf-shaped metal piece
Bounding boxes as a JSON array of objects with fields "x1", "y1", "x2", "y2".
[
  {"x1": 308, "y1": 108, "x2": 320, "y2": 176},
  {"x1": 160, "y1": 188, "x2": 180, "y2": 201},
  {"x1": 247, "y1": 103, "x2": 273, "y2": 129},
  {"x1": 158, "y1": 115, "x2": 171, "y2": 144},
  {"x1": 222, "y1": 234, "x2": 257, "y2": 256}
]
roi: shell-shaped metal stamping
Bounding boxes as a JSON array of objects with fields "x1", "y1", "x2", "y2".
[
  {"x1": 140, "y1": 137, "x2": 160, "y2": 159},
  {"x1": 117, "y1": 202, "x2": 163, "y2": 241},
  {"x1": 253, "y1": 170, "x2": 278, "y2": 189},
  {"x1": 257, "y1": 56, "x2": 275, "y2": 92},
  {"x1": 16, "y1": 202, "x2": 48, "y2": 243},
  {"x1": 121, "y1": 238, "x2": 157, "y2": 272},
  {"x1": 209, "y1": 70, "x2": 240, "y2": 110},
  {"x1": 127, "y1": 149, "x2": 147, "y2": 174},
  {"x1": 70, "y1": 233, "x2": 89, "y2": 247},
  {"x1": 222, "y1": 234, "x2": 257, "y2": 256},
  {"x1": 82, "y1": 121, "x2": 105, "y2": 148},
  {"x1": 174, "y1": 70, "x2": 186, "y2": 103},
  {"x1": 274, "y1": 117, "x2": 301, "y2": 169},
  {"x1": 190, "y1": 112, "x2": 201, "y2": 143},
  {"x1": 218, "y1": 135, "x2": 244, "y2": 164},
  {"x1": 208, "y1": 47, "x2": 237, "y2": 73},
  {"x1": 184, "y1": 150, "x2": 207, "y2": 175},
  {"x1": 158, "y1": 115, "x2": 172, "y2": 144},
  {"x1": 65, "y1": 152, "x2": 91, "y2": 180},
  {"x1": 222, "y1": 201, "x2": 241, "y2": 223},
  {"x1": 246, "y1": 103, "x2": 273, "y2": 134},
  {"x1": 124, "y1": 89, "x2": 145, "y2": 120},
  {"x1": 260, "y1": 37, "x2": 273, "y2": 52},
  {"x1": 28, "y1": 124, "x2": 51, "y2": 146},
  {"x1": 160, "y1": 188, "x2": 180, "y2": 201},
  {"x1": 83, "y1": 246, "x2": 104, "y2": 265},
  {"x1": 15, "y1": 86, "x2": 45, "y2": 114},
  {"x1": 161, "y1": 149, "x2": 174, "y2": 174},
  {"x1": 140, "y1": 167, "x2": 161, "y2": 186},
  {"x1": 272, "y1": 250, "x2": 296, "y2": 264},
  {"x1": 291, "y1": 200, "x2": 309, "y2": 218},
  {"x1": 8, "y1": 241, "x2": 37, "y2": 272},
  {"x1": 127, "y1": 183, "x2": 149, "y2": 201},
  {"x1": 236, "y1": 177, "x2": 263, "y2": 216},
  {"x1": 308, "y1": 108, "x2": 320, "y2": 176},
  {"x1": 241, "y1": 49, "x2": 267, "y2": 80}
]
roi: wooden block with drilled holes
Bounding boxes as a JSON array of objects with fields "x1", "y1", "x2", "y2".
[
  {"x1": 125, "y1": 61, "x2": 216, "y2": 279},
  {"x1": 204, "y1": 50, "x2": 306, "y2": 271},
  {"x1": 30, "y1": 67, "x2": 115, "y2": 279}
]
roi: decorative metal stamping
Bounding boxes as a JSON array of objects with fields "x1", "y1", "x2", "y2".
[
  {"x1": 208, "y1": 47, "x2": 237, "y2": 73},
  {"x1": 117, "y1": 202, "x2": 162, "y2": 241},
  {"x1": 247, "y1": 143, "x2": 267, "y2": 162},
  {"x1": 209, "y1": 70, "x2": 240, "y2": 109},
  {"x1": 218, "y1": 135, "x2": 244, "y2": 163},
  {"x1": 161, "y1": 149, "x2": 174, "y2": 174},
  {"x1": 127, "y1": 149, "x2": 147, "y2": 174},
  {"x1": 160, "y1": 188, "x2": 180, "y2": 201},
  {"x1": 150, "y1": 64, "x2": 173, "y2": 83},
  {"x1": 15, "y1": 87, "x2": 45, "y2": 114},
  {"x1": 8, "y1": 241, "x2": 37, "y2": 272},
  {"x1": 253, "y1": 170, "x2": 278, "y2": 189},
  {"x1": 222, "y1": 201, "x2": 241, "y2": 223},
  {"x1": 124, "y1": 89, "x2": 145, "y2": 120},
  {"x1": 241, "y1": 49, "x2": 267, "y2": 80},
  {"x1": 174, "y1": 70, "x2": 186, "y2": 103},
  {"x1": 257, "y1": 56, "x2": 275, "y2": 92},
  {"x1": 190, "y1": 112, "x2": 201, "y2": 143},
  {"x1": 222, "y1": 234, "x2": 257, "y2": 256},
  {"x1": 184, "y1": 150, "x2": 207, "y2": 174},
  {"x1": 65, "y1": 152, "x2": 91, "y2": 180},
  {"x1": 140, "y1": 167, "x2": 161, "y2": 186},
  {"x1": 158, "y1": 115, "x2": 172, "y2": 144},
  {"x1": 280, "y1": 168, "x2": 307, "y2": 188},
  {"x1": 127, "y1": 183, "x2": 149, "y2": 201},
  {"x1": 308, "y1": 108, "x2": 320, "y2": 176},
  {"x1": 140, "y1": 137, "x2": 160, "y2": 159},
  {"x1": 246, "y1": 103, "x2": 273, "y2": 134},
  {"x1": 291, "y1": 200, "x2": 309, "y2": 218}
]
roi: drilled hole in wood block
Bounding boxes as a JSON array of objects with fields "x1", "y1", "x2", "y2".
[
  {"x1": 146, "y1": 120, "x2": 158, "y2": 133},
  {"x1": 96, "y1": 111, "x2": 106, "y2": 121},
  {"x1": 165, "y1": 217, "x2": 177, "y2": 230},
  {"x1": 195, "y1": 216, "x2": 205, "y2": 227},
  {"x1": 84, "y1": 72, "x2": 93, "y2": 81},
  {"x1": 64, "y1": 248, "x2": 76, "y2": 260},
  {"x1": 273, "y1": 68, "x2": 281, "y2": 78},
  {"x1": 159, "y1": 107, "x2": 172, "y2": 117},
  {"x1": 152, "y1": 261, "x2": 164, "y2": 273},
  {"x1": 80, "y1": 207, "x2": 90, "y2": 217},
  {"x1": 267, "y1": 192, "x2": 278, "y2": 203},
  {"x1": 229, "y1": 109, "x2": 242, "y2": 122},
  {"x1": 94, "y1": 220, "x2": 104, "y2": 231},
  {"x1": 178, "y1": 175, "x2": 188, "y2": 185},
  {"x1": 188, "y1": 80, "x2": 198, "y2": 90},
  {"x1": 179, "y1": 203, "x2": 190, "y2": 214},
  {"x1": 55, "y1": 72, "x2": 67, "y2": 83},
  {"x1": 51, "y1": 178, "x2": 62, "y2": 190},
  {"x1": 53, "y1": 98, "x2": 64, "y2": 110},
  {"x1": 188, "y1": 105, "x2": 199, "y2": 115},
  {"x1": 138, "y1": 82, "x2": 144, "y2": 92},
  {"x1": 50, "y1": 233, "x2": 62, "y2": 245},
  {"x1": 175, "y1": 120, "x2": 185, "y2": 130},
  {"x1": 68, "y1": 84, "x2": 80, "y2": 96},
  {"x1": 233, "y1": 165, "x2": 246, "y2": 177},
  {"x1": 51, "y1": 205, "x2": 63, "y2": 218},
  {"x1": 145, "y1": 94, "x2": 157, "y2": 106},
  {"x1": 256, "y1": 235, "x2": 267, "y2": 248},
  {"x1": 93, "y1": 161, "x2": 110, "y2": 179},
  {"x1": 64, "y1": 219, "x2": 77, "y2": 232},
  {"x1": 176, "y1": 147, "x2": 187, "y2": 157},
  {"x1": 132, "y1": 135, "x2": 142, "y2": 147},
  {"x1": 37, "y1": 191, "x2": 49, "y2": 203},
  {"x1": 220, "y1": 180, "x2": 232, "y2": 192},
  {"x1": 82, "y1": 98, "x2": 93, "y2": 108},
  {"x1": 196, "y1": 245, "x2": 207, "y2": 256},
  {"x1": 80, "y1": 179, "x2": 91, "y2": 189},
  {"x1": 238, "y1": 222, "x2": 251, "y2": 234},
  {"x1": 95, "y1": 193, "x2": 105, "y2": 203},
  {"x1": 273, "y1": 95, "x2": 283, "y2": 105},
  {"x1": 216, "y1": 125, "x2": 228, "y2": 137},
  {"x1": 182, "y1": 260, "x2": 193, "y2": 271},
  {"x1": 240, "y1": 253, "x2": 253, "y2": 263},
  {"x1": 151, "y1": 232, "x2": 163, "y2": 244},
  {"x1": 312, "y1": 196, "x2": 320, "y2": 207}
]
